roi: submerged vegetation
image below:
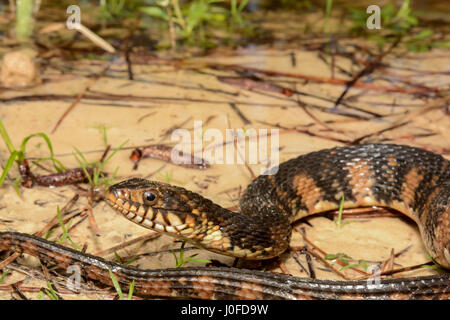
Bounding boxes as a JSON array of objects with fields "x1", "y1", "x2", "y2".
[
  {"x1": 348, "y1": 0, "x2": 449, "y2": 51},
  {"x1": 1, "y1": 0, "x2": 447, "y2": 52}
]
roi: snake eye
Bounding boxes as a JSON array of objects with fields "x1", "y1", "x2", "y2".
[{"x1": 143, "y1": 190, "x2": 158, "y2": 204}]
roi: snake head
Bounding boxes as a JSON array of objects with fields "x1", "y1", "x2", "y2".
[{"x1": 105, "y1": 178, "x2": 216, "y2": 237}]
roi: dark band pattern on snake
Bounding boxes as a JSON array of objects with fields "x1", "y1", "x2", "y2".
[{"x1": 1, "y1": 144, "x2": 449, "y2": 299}]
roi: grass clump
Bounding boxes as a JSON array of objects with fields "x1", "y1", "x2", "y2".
[
  {"x1": 73, "y1": 139, "x2": 128, "y2": 190},
  {"x1": 349, "y1": 0, "x2": 450, "y2": 52},
  {"x1": 108, "y1": 269, "x2": 135, "y2": 300},
  {"x1": 172, "y1": 241, "x2": 211, "y2": 268},
  {"x1": 0, "y1": 119, "x2": 65, "y2": 195},
  {"x1": 37, "y1": 282, "x2": 60, "y2": 300},
  {"x1": 140, "y1": 0, "x2": 252, "y2": 48}
]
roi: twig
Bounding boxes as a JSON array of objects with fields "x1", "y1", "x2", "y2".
[
  {"x1": 332, "y1": 37, "x2": 401, "y2": 109},
  {"x1": 323, "y1": 207, "x2": 402, "y2": 219},
  {"x1": 18, "y1": 159, "x2": 94, "y2": 188},
  {"x1": 294, "y1": 226, "x2": 350, "y2": 280},
  {"x1": 304, "y1": 249, "x2": 316, "y2": 279},
  {"x1": 380, "y1": 249, "x2": 395, "y2": 273},
  {"x1": 291, "y1": 251, "x2": 309, "y2": 275},
  {"x1": 87, "y1": 186, "x2": 100, "y2": 236},
  {"x1": 228, "y1": 103, "x2": 251, "y2": 125},
  {"x1": 355, "y1": 261, "x2": 436, "y2": 280},
  {"x1": 120, "y1": 19, "x2": 141, "y2": 81},
  {"x1": 298, "y1": 227, "x2": 317, "y2": 279},
  {"x1": 218, "y1": 76, "x2": 293, "y2": 97},
  {"x1": 351, "y1": 121, "x2": 410, "y2": 145},
  {"x1": 11, "y1": 284, "x2": 28, "y2": 300},
  {"x1": 34, "y1": 194, "x2": 80, "y2": 237},
  {"x1": 0, "y1": 252, "x2": 21, "y2": 270},
  {"x1": 234, "y1": 137, "x2": 256, "y2": 180},
  {"x1": 51, "y1": 61, "x2": 115, "y2": 133},
  {"x1": 278, "y1": 261, "x2": 291, "y2": 275},
  {"x1": 99, "y1": 145, "x2": 111, "y2": 163},
  {"x1": 93, "y1": 233, "x2": 161, "y2": 257},
  {"x1": 72, "y1": 23, "x2": 115, "y2": 53},
  {"x1": 304, "y1": 246, "x2": 350, "y2": 280},
  {"x1": 130, "y1": 144, "x2": 210, "y2": 170},
  {"x1": 257, "y1": 120, "x2": 352, "y2": 144},
  {"x1": 159, "y1": 116, "x2": 193, "y2": 140},
  {"x1": 208, "y1": 63, "x2": 438, "y2": 94}
]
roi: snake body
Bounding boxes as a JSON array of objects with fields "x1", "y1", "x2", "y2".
[
  {"x1": 0, "y1": 232, "x2": 448, "y2": 299},
  {"x1": 1, "y1": 144, "x2": 449, "y2": 299}
]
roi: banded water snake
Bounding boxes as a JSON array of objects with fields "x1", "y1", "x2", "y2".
[{"x1": 1, "y1": 144, "x2": 449, "y2": 299}]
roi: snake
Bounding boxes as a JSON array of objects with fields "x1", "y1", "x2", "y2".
[{"x1": 0, "y1": 144, "x2": 449, "y2": 299}]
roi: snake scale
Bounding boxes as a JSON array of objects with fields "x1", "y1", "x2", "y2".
[{"x1": 0, "y1": 144, "x2": 449, "y2": 299}]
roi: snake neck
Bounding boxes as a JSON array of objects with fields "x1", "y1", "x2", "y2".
[{"x1": 181, "y1": 194, "x2": 292, "y2": 260}]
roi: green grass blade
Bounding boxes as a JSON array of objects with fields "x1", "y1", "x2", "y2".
[
  {"x1": 336, "y1": 193, "x2": 345, "y2": 230},
  {"x1": 19, "y1": 132, "x2": 65, "y2": 171},
  {"x1": 0, "y1": 119, "x2": 16, "y2": 153},
  {"x1": 127, "y1": 280, "x2": 135, "y2": 300},
  {"x1": 56, "y1": 206, "x2": 81, "y2": 251},
  {"x1": 123, "y1": 255, "x2": 137, "y2": 266},
  {"x1": 0, "y1": 269, "x2": 9, "y2": 283},
  {"x1": 104, "y1": 140, "x2": 128, "y2": 164},
  {"x1": 323, "y1": 0, "x2": 333, "y2": 31},
  {"x1": 114, "y1": 251, "x2": 123, "y2": 264},
  {"x1": 108, "y1": 269, "x2": 124, "y2": 299},
  {"x1": 46, "y1": 282, "x2": 59, "y2": 300},
  {"x1": 179, "y1": 241, "x2": 185, "y2": 264},
  {"x1": 73, "y1": 148, "x2": 94, "y2": 185},
  {"x1": 0, "y1": 151, "x2": 20, "y2": 187},
  {"x1": 238, "y1": 0, "x2": 249, "y2": 12},
  {"x1": 186, "y1": 257, "x2": 212, "y2": 264},
  {"x1": 73, "y1": 147, "x2": 88, "y2": 163},
  {"x1": 13, "y1": 176, "x2": 22, "y2": 197},
  {"x1": 171, "y1": 250, "x2": 180, "y2": 267},
  {"x1": 30, "y1": 157, "x2": 66, "y2": 172}
]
